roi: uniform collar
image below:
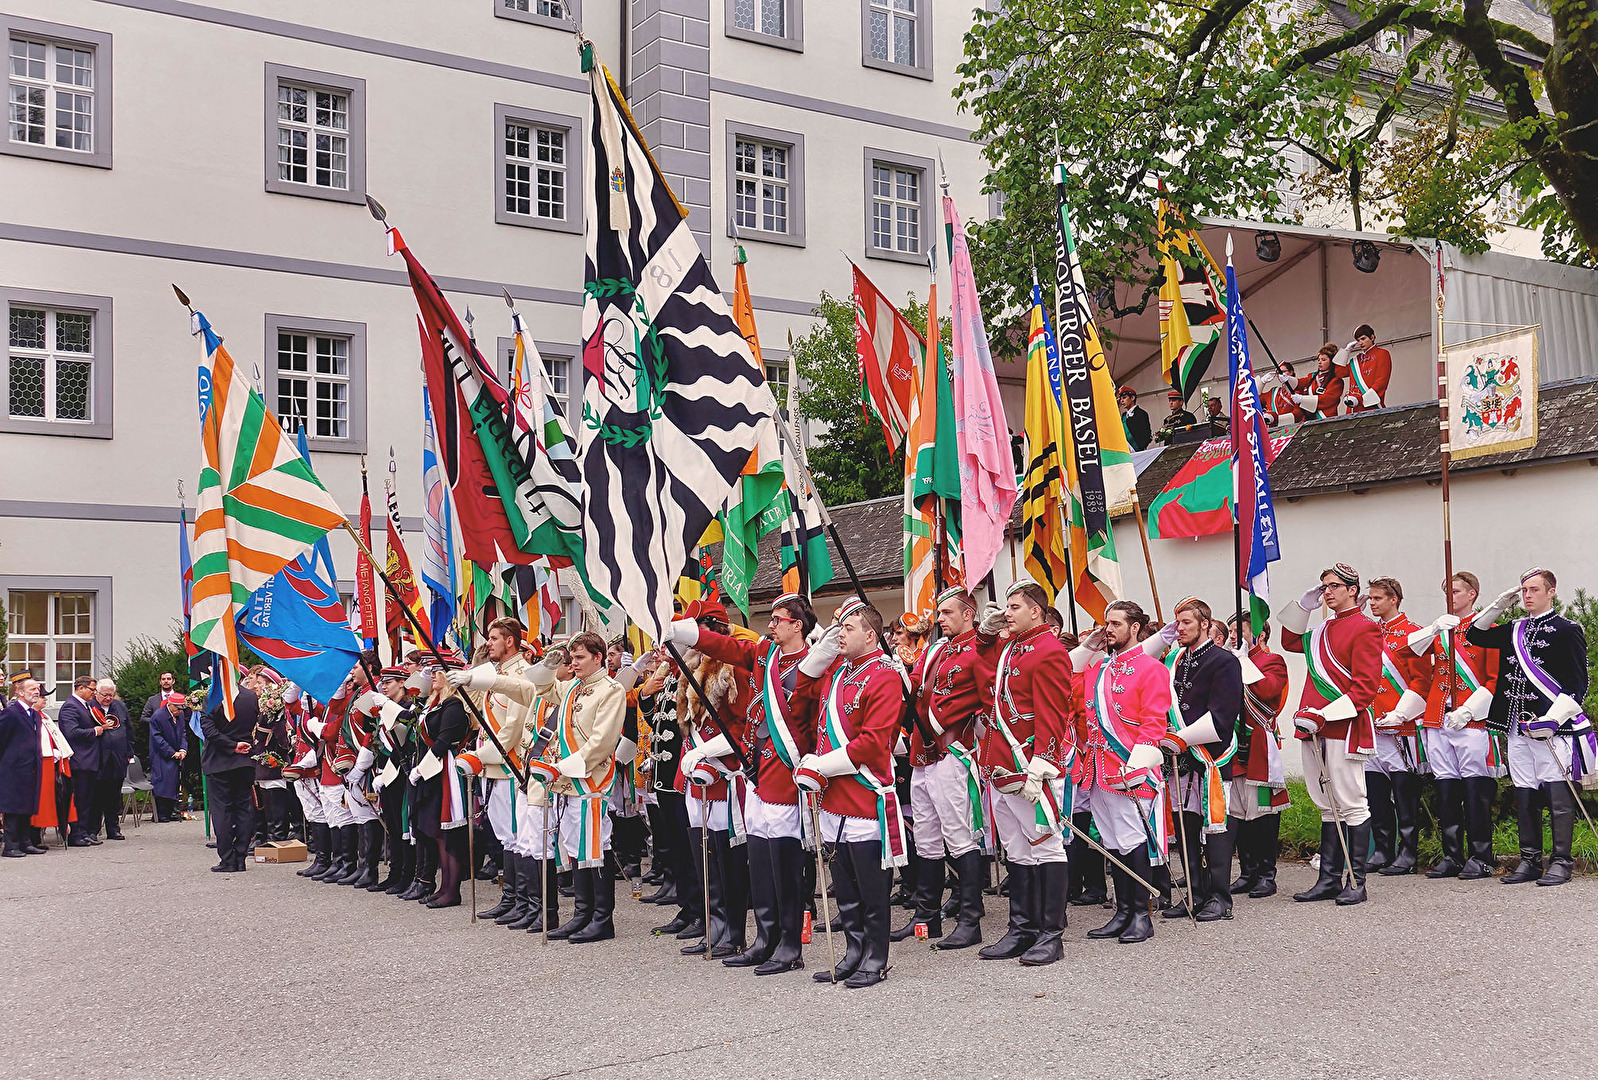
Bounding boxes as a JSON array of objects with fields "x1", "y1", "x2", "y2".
[
  {"x1": 578, "y1": 669, "x2": 610, "y2": 688},
  {"x1": 1184, "y1": 638, "x2": 1214, "y2": 659},
  {"x1": 1012, "y1": 624, "x2": 1052, "y2": 646},
  {"x1": 843, "y1": 647, "x2": 884, "y2": 671},
  {"x1": 949, "y1": 628, "x2": 977, "y2": 647},
  {"x1": 1380, "y1": 613, "x2": 1407, "y2": 631},
  {"x1": 1329, "y1": 605, "x2": 1363, "y2": 621}
]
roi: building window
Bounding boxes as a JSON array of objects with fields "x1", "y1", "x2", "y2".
[
  {"x1": 498, "y1": 337, "x2": 574, "y2": 418},
  {"x1": 725, "y1": 123, "x2": 805, "y2": 247},
  {"x1": 4, "y1": 581, "x2": 108, "y2": 702},
  {"x1": 496, "y1": 0, "x2": 580, "y2": 30},
  {"x1": 264, "y1": 64, "x2": 365, "y2": 204},
  {"x1": 2, "y1": 16, "x2": 111, "y2": 168},
  {"x1": 764, "y1": 357, "x2": 789, "y2": 400},
  {"x1": 727, "y1": 0, "x2": 803, "y2": 50},
  {"x1": 1, "y1": 288, "x2": 113, "y2": 438},
  {"x1": 864, "y1": 149, "x2": 934, "y2": 264},
  {"x1": 861, "y1": 0, "x2": 931, "y2": 79},
  {"x1": 495, "y1": 105, "x2": 583, "y2": 233},
  {"x1": 264, "y1": 314, "x2": 367, "y2": 452}
]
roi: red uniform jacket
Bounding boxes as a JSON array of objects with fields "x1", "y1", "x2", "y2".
[
  {"x1": 1411, "y1": 628, "x2": 1500, "y2": 729},
  {"x1": 1341, "y1": 346, "x2": 1391, "y2": 412},
  {"x1": 1075, "y1": 646, "x2": 1172, "y2": 796},
  {"x1": 909, "y1": 629, "x2": 999, "y2": 767},
  {"x1": 978, "y1": 625, "x2": 1075, "y2": 783},
  {"x1": 1375, "y1": 613, "x2": 1428, "y2": 736},
  {"x1": 315, "y1": 687, "x2": 354, "y2": 786},
  {"x1": 796, "y1": 649, "x2": 903, "y2": 821},
  {"x1": 1240, "y1": 645, "x2": 1289, "y2": 782},
  {"x1": 1293, "y1": 371, "x2": 1344, "y2": 420},
  {"x1": 694, "y1": 630, "x2": 818, "y2": 807},
  {"x1": 1281, "y1": 606, "x2": 1383, "y2": 749}
]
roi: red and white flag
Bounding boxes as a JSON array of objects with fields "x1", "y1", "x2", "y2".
[{"x1": 852, "y1": 264, "x2": 921, "y2": 452}]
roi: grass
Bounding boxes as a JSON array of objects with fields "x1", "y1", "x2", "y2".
[{"x1": 1276, "y1": 778, "x2": 1598, "y2": 870}]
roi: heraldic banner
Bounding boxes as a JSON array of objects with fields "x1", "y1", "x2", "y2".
[{"x1": 1444, "y1": 325, "x2": 1539, "y2": 462}]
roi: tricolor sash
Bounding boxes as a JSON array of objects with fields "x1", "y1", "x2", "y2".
[
  {"x1": 684, "y1": 724, "x2": 746, "y2": 845},
  {"x1": 1161, "y1": 647, "x2": 1234, "y2": 832},
  {"x1": 1512, "y1": 618, "x2": 1598, "y2": 778},
  {"x1": 992, "y1": 639, "x2": 1071, "y2": 837},
  {"x1": 1348, "y1": 350, "x2": 1375, "y2": 401},
  {"x1": 1380, "y1": 651, "x2": 1407, "y2": 697},
  {"x1": 440, "y1": 750, "x2": 468, "y2": 829},
  {"x1": 759, "y1": 641, "x2": 804, "y2": 769},
  {"x1": 822, "y1": 657, "x2": 907, "y2": 869},
  {"x1": 944, "y1": 741, "x2": 988, "y2": 846},
  {"x1": 916, "y1": 637, "x2": 952, "y2": 736},
  {"x1": 1305, "y1": 620, "x2": 1375, "y2": 755},
  {"x1": 556, "y1": 679, "x2": 615, "y2": 798}
]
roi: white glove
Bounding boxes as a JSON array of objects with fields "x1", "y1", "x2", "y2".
[
  {"x1": 799, "y1": 623, "x2": 842, "y2": 677},
  {"x1": 1021, "y1": 756, "x2": 1060, "y2": 804},
  {"x1": 345, "y1": 767, "x2": 367, "y2": 788},
  {"x1": 1293, "y1": 393, "x2": 1318, "y2": 410},
  {"x1": 1408, "y1": 613, "x2": 1461, "y2": 655},
  {"x1": 812, "y1": 746, "x2": 856, "y2": 777},
  {"x1": 661, "y1": 618, "x2": 700, "y2": 649},
  {"x1": 407, "y1": 765, "x2": 423, "y2": 785},
  {"x1": 556, "y1": 753, "x2": 586, "y2": 779},
  {"x1": 450, "y1": 664, "x2": 498, "y2": 692},
  {"x1": 1298, "y1": 585, "x2": 1325, "y2": 612},
  {"x1": 978, "y1": 602, "x2": 1007, "y2": 637},
  {"x1": 1125, "y1": 743, "x2": 1163, "y2": 774},
  {"x1": 681, "y1": 733, "x2": 733, "y2": 777},
  {"x1": 1444, "y1": 687, "x2": 1493, "y2": 731},
  {"x1": 305, "y1": 718, "x2": 328, "y2": 739},
  {"x1": 1342, "y1": 395, "x2": 1360, "y2": 411},
  {"x1": 372, "y1": 769, "x2": 389, "y2": 793},
  {"x1": 1473, "y1": 587, "x2": 1521, "y2": 630},
  {"x1": 528, "y1": 654, "x2": 563, "y2": 688},
  {"x1": 1377, "y1": 688, "x2": 1427, "y2": 730},
  {"x1": 282, "y1": 684, "x2": 301, "y2": 705},
  {"x1": 1544, "y1": 693, "x2": 1584, "y2": 728}
]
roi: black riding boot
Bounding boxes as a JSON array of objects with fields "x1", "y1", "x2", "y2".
[
  {"x1": 1427, "y1": 779, "x2": 1466, "y2": 877},
  {"x1": 1501, "y1": 786, "x2": 1545, "y2": 883},
  {"x1": 1294, "y1": 822, "x2": 1345, "y2": 901},
  {"x1": 978, "y1": 863, "x2": 1036, "y2": 959},
  {"x1": 892, "y1": 853, "x2": 944, "y2": 941},
  {"x1": 726, "y1": 835, "x2": 776, "y2": 967},
  {"x1": 1381, "y1": 771, "x2": 1421, "y2": 875},
  {"x1": 843, "y1": 841, "x2": 892, "y2": 988},
  {"x1": 324, "y1": 825, "x2": 358, "y2": 883},
  {"x1": 1365, "y1": 770, "x2": 1395, "y2": 872},
  {"x1": 1250, "y1": 813, "x2": 1280, "y2": 898},
  {"x1": 385, "y1": 839, "x2": 415, "y2": 895},
  {"x1": 1117, "y1": 846, "x2": 1154, "y2": 944},
  {"x1": 1019, "y1": 861, "x2": 1069, "y2": 965},
  {"x1": 935, "y1": 849, "x2": 985, "y2": 950},
  {"x1": 525, "y1": 858, "x2": 562, "y2": 933},
  {"x1": 507, "y1": 855, "x2": 545, "y2": 929},
  {"x1": 1228, "y1": 817, "x2": 1257, "y2": 895},
  {"x1": 1069, "y1": 813, "x2": 1107, "y2": 905},
  {"x1": 402, "y1": 840, "x2": 436, "y2": 901},
  {"x1": 1459, "y1": 776, "x2": 1499, "y2": 879},
  {"x1": 815, "y1": 842, "x2": 865, "y2": 983},
  {"x1": 571, "y1": 866, "x2": 616, "y2": 942},
  {"x1": 299, "y1": 822, "x2": 331, "y2": 878},
  {"x1": 1088, "y1": 860, "x2": 1133, "y2": 939},
  {"x1": 347, "y1": 820, "x2": 382, "y2": 888},
  {"x1": 336, "y1": 822, "x2": 370, "y2": 885},
  {"x1": 1195, "y1": 827, "x2": 1235, "y2": 921},
  {"x1": 482, "y1": 850, "x2": 520, "y2": 919},
  {"x1": 549, "y1": 867, "x2": 595, "y2": 939},
  {"x1": 755, "y1": 836, "x2": 806, "y2": 974},
  {"x1": 1537, "y1": 782, "x2": 1575, "y2": 886},
  {"x1": 1335, "y1": 821, "x2": 1370, "y2": 905}
]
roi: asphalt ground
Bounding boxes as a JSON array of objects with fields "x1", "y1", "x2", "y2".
[{"x1": 3, "y1": 819, "x2": 1592, "y2": 1080}]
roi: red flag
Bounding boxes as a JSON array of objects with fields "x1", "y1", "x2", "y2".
[
  {"x1": 356, "y1": 477, "x2": 378, "y2": 645},
  {"x1": 384, "y1": 485, "x2": 431, "y2": 657},
  {"x1": 852, "y1": 264, "x2": 922, "y2": 452}
]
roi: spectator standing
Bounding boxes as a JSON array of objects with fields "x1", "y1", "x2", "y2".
[
  {"x1": 56, "y1": 676, "x2": 103, "y2": 847},
  {"x1": 200, "y1": 685, "x2": 261, "y2": 873},
  {"x1": 148, "y1": 693, "x2": 189, "y2": 822},
  {"x1": 1335, "y1": 324, "x2": 1392, "y2": 412},
  {"x1": 1118, "y1": 386, "x2": 1152, "y2": 451},
  {"x1": 1, "y1": 675, "x2": 45, "y2": 857},
  {"x1": 91, "y1": 679, "x2": 132, "y2": 841}
]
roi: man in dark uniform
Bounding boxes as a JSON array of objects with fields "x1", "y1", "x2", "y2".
[
  {"x1": 90, "y1": 679, "x2": 133, "y2": 840},
  {"x1": 1119, "y1": 385, "x2": 1152, "y2": 451},
  {"x1": 200, "y1": 682, "x2": 262, "y2": 873}
]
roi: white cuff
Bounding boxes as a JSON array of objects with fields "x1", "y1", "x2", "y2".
[
  {"x1": 1125, "y1": 743, "x2": 1163, "y2": 773},
  {"x1": 377, "y1": 698, "x2": 406, "y2": 730},
  {"x1": 693, "y1": 733, "x2": 734, "y2": 760},
  {"x1": 1393, "y1": 688, "x2": 1428, "y2": 723},
  {"x1": 556, "y1": 753, "x2": 586, "y2": 778},
  {"x1": 1025, "y1": 755, "x2": 1060, "y2": 782},
  {"x1": 814, "y1": 746, "x2": 856, "y2": 778},
  {"x1": 1141, "y1": 636, "x2": 1170, "y2": 660},
  {"x1": 1237, "y1": 649, "x2": 1264, "y2": 685},
  {"x1": 1407, "y1": 625, "x2": 1439, "y2": 655},
  {"x1": 1460, "y1": 687, "x2": 1493, "y2": 723},
  {"x1": 1277, "y1": 599, "x2": 1311, "y2": 636},
  {"x1": 464, "y1": 664, "x2": 498, "y2": 692},
  {"x1": 1547, "y1": 693, "x2": 1583, "y2": 726},
  {"x1": 354, "y1": 746, "x2": 374, "y2": 772},
  {"x1": 1069, "y1": 645, "x2": 1103, "y2": 673},
  {"x1": 1318, "y1": 695, "x2": 1357, "y2": 723}
]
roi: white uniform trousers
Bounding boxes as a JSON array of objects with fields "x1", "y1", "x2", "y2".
[
  {"x1": 1425, "y1": 726, "x2": 1501, "y2": 780},
  {"x1": 318, "y1": 782, "x2": 354, "y2": 828},
  {"x1": 1365, "y1": 732, "x2": 1418, "y2": 774},
  {"x1": 484, "y1": 777, "x2": 517, "y2": 845},
  {"x1": 818, "y1": 809, "x2": 878, "y2": 843},
  {"x1": 745, "y1": 788, "x2": 801, "y2": 840},
  {"x1": 686, "y1": 792, "x2": 728, "y2": 830},
  {"x1": 295, "y1": 778, "x2": 326, "y2": 823},
  {"x1": 511, "y1": 789, "x2": 561, "y2": 860},
  {"x1": 1507, "y1": 731, "x2": 1574, "y2": 788},
  {"x1": 558, "y1": 794, "x2": 612, "y2": 862},
  {"x1": 909, "y1": 755, "x2": 980, "y2": 858},
  {"x1": 1089, "y1": 785, "x2": 1159, "y2": 855},
  {"x1": 1300, "y1": 736, "x2": 1370, "y2": 825},
  {"x1": 1227, "y1": 780, "x2": 1284, "y2": 821},
  {"x1": 344, "y1": 784, "x2": 378, "y2": 824},
  {"x1": 992, "y1": 784, "x2": 1067, "y2": 866}
]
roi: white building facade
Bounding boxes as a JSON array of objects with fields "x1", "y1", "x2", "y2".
[{"x1": 1, "y1": 0, "x2": 991, "y2": 698}]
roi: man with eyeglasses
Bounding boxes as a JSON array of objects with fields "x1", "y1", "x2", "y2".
[{"x1": 1279, "y1": 563, "x2": 1384, "y2": 905}]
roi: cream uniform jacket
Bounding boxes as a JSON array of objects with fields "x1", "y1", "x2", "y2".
[
  {"x1": 491, "y1": 666, "x2": 625, "y2": 799},
  {"x1": 471, "y1": 654, "x2": 531, "y2": 782}
]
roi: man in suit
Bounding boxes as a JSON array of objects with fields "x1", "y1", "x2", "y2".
[
  {"x1": 1, "y1": 676, "x2": 45, "y2": 857},
  {"x1": 91, "y1": 679, "x2": 133, "y2": 840},
  {"x1": 56, "y1": 676, "x2": 104, "y2": 847},
  {"x1": 140, "y1": 671, "x2": 179, "y2": 725},
  {"x1": 201, "y1": 683, "x2": 261, "y2": 873}
]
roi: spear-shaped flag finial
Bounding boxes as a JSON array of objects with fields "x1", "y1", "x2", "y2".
[{"x1": 365, "y1": 194, "x2": 388, "y2": 224}]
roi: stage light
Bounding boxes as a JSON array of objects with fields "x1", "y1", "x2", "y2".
[
  {"x1": 1254, "y1": 230, "x2": 1281, "y2": 263},
  {"x1": 1352, "y1": 239, "x2": 1381, "y2": 273}
]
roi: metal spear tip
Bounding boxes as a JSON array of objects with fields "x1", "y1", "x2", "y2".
[
  {"x1": 1226, "y1": 233, "x2": 1235, "y2": 258},
  {"x1": 172, "y1": 284, "x2": 191, "y2": 308},
  {"x1": 501, "y1": 287, "x2": 514, "y2": 308},
  {"x1": 364, "y1": 194, "x2": 388, "y2": 223}
]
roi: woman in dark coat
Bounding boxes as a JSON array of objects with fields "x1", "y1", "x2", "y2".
[
  {"x1": 148, "y1": 694, "x2": 189, "y2": 822},
  {"x1": 409, "y1": 660, "x2": 472, "y2": 908}
]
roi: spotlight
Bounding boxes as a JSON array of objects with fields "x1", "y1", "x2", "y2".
[
  {"x1": 1254, "y1": 230, "x2": 1281, "y2": 263},
  {"x1": 1091, "y1": 282, "x2": 1115, "y2": 312},
  {"x1": 1352, "y1": 239, "x2": 1381, "y2": 274}
]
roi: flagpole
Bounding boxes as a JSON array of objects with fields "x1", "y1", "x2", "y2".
[
  {"x1": 1227, "y1": 237, "x2": 1246, "y2": 635},
  {"x1": 1434, "y1": 247, "x2": 1456, "y2": 711},
  {"x1": 926, "y1": 244, "x2": 945, "y2": 599},
  {"x1": 1130, "y1": 492, "x2": 1164, "y2": 625}
]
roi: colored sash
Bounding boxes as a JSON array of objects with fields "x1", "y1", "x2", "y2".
[
  {"x1": 821, "y1": 657, "x2": 908, "y2": 869},
  {"x1": 992, "y1": 638, "x2": 1071, "y2": 838},
  {"x1": 944, "y1": 741, "x2": 988, "y2": 847},
  {"x1": 1305, "y1": 619, "x2": 1375, "y2": 755},
  {"x1": 684, "y1": 723, "x2": 747, "y2": 845},
  {"x1": 916, "y1": 637, "x2": 952, "y2": 736},
  {"x1": 759, "y1": 641, "x2": 804, "y2": 769},
  {"x1": 1161, "y1": 646, "x2": 1233, "y2": 833},
  {"x1": 556, "y1": 679, "x2": 615, "y2": 798},
  {"x1": 1512, "y1": 618, "x2": 1598, "y2": 778},
  {"x1": 1348, "y1": 350, "x2": 1375, "y2": 400},
  {"x1": 1380, "y1": 651, "x2": 1407, "y2": 697}
]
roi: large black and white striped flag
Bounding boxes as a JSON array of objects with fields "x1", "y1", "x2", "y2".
[{"x1": 577, "y1": 45, "x2": 778, "y2": 639}]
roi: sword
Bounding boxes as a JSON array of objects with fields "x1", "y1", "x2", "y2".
[
  {"x1": 467, "y1": 784, "x2": 477, "y2": 923},
  {"x1": 1057, "y1": 802, "x2": 1162, "y2": 899},
  {"x1": 808, "y1": 792, "x2": 838, "y2": 983},
  {"x1": 699, "y1": 793, "x2": 712, "y2": 962},
  {"x1": 541, "y1": 799, "x2": 551, "y2": 947},
  {"x1": 1309, "y1": 735, "x2": 1357, "y2": 888},
  {"x1": 1164, "y1": 763, "x2": 1199, "y2": 924}
]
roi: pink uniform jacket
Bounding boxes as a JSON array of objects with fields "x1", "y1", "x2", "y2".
[{"x1": 1075, "y1": 646, "x2": 1172, "y2": 798}]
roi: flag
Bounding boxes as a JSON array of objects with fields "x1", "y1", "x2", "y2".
[
  {"x1": 507, "y1": 305, "x2": 585, "y2": 567},
  {"x1": 420, "y1": 392, "x2": 458, "y2": 646},
  {"x1": 384, "y1": 477, "x2": 431, "y2": 656},
  {"x1": 944, "y1": 193, "x2": 1017, "y2": 586},
  {"x1": 1052, "y1": 180, "x2": 1135, "y2": 621},
  {"x1": 1158, "y1": 198, "x2": 1226, "y2": 404},
  {"x1": 577, "y1": 43, "x2": 777, "y2": 640},
  {"x1": 718, "y1": 253, "x2": 790, "y2": 617},
  {"x1": 903, "y1": 257, "x2": 963, "y2": 617},
  {"x1": 778, "y1": 352, "x2": 834, "y2": 598},
  {"x1": 1226, "y1": 247, "x2": 1283, "y2": 634},
  {"x1": 236, "y1": 557, "x2": 362, "y2": 703},
  {"x1": 177, "y1": 503, "x2": 207, "y2": 684},
  {"x1": 355, "y1": 469, "x2": 378, "y2": 648},
  {"x1": 188, "y1": 310, "x2": 346, "y2": 718},
  {"x1": 852, "y1": 264, "x2": 920, "y2": 451},
  {"x1": 1146, "y1": 433, "x2": 1294, "y2": 539},
  {"x1": 1020, "y1": 284, "x2": 1070, "y2": 601}
]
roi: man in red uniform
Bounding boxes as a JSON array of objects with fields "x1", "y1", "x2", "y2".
[
  {"x1": 1335, "y1": 323, "x2": 1392, "y2": 412},
  {"x1": 1364, "y1": 577, "x2": 1428, "y2": 876},
  {"x1": 1225, "y1": 617, "x2": 1290, "y2": 898},
  {"x1": 975, "y1": 581, "x2": 1075, "y2": 966},
  {"x1": 901, "y1": 587, "x2": 999, "y2": 951},
  {"x1": 1072, "y1": 600, "x2": 1171, "y2": 945},
  {"x1": 792, "y1": 599, "x2": 906, "y2": 989},
  {"x1": 1406, "y1": 570, "x2": 1501, "y2": 880},
  {"x1": 671, "y1": 593, "x2": 818, "y2": 975},
  {"x1": 1279, "y1": 563, "x2": 1383, "y2": 905}
]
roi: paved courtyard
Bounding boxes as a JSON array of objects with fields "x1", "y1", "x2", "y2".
[{"x1": 3, "y1": 819, "x2": 1589, "y2": 1079}]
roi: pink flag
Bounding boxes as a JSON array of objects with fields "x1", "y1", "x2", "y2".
[{"x1": 944, "y1": 194, "x2": 1017, "y2": 585}]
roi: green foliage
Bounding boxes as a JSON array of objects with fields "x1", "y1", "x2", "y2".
[
  {"x1": 108, "y1": 625, "x2": 192, "y2": 769},
  {"x1": 790, "y1": 289, "x2": 948, "y2": 507}
]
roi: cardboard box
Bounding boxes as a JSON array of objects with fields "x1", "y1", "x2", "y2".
[{"x1": 254, "y1": 840, "x2": 308, "y2": 863}]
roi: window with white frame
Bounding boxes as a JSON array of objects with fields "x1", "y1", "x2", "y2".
[
  {"x1": 506, "y1": 120, "x2": 567, "y2": 221},
  {"x1": 499, "y1": 338, "x2": 574, "y2": 419},
  {"x1": 505, "y1": 0, "x2": 566, "y2": 16},
  {"x1": 871, "y1": 163, "x2": 920, "y2": 254},
  {"x1": 8, "y1": 302, "x2": 94, "y2": 424},
  {"x1": 764, "y1": 358, "x2": 789, "y2": 399},
  {"x1": 6, "y1": 588, "x2": 96, "y2": 701},
  {"x1": 3, "y1": 17, "x2": 110, "y2": 168},
  {"x1": 277, "y1": 81, "x2": 349, "y2": 190},
  {"x1": 276, "y1": 330, "x2": 351, "y2": 440},
  {"x1": 734, "y1": 138, "x2": 791, "y2": 236}
]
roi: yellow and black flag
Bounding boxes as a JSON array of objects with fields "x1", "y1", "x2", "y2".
[{"x1": 1021, "y1": 283, "x2": 1070, "y2": 601}]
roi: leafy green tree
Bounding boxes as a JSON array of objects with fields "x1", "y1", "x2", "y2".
[
  {"x1": 789, "y1": 289, "x2": 947, "y2": 507},
  {"x1": 109, "y1": 626, "x2": 192, "y2": 769},
  {"x1": 956, "y1": 0, "x2": 1598, "y2": 319}
]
